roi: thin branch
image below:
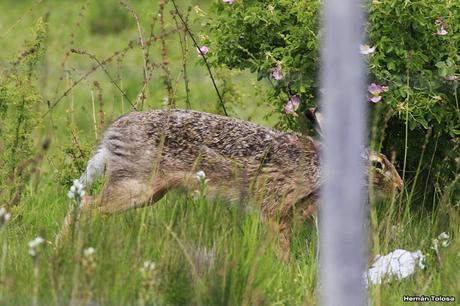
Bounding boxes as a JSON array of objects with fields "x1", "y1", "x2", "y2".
[
  {"x1": 172, "y1": 8, "x2": 191, "y2": 109},
  {"x1": 43, "y1": 22, "x2": 181, "y2": 118},
  {"x1": 159, "y1": 0, "x2": 175, "y2": 108},
  {"x1": 120, "y1": 0, "x2": 150, "y2": 109},
  {"x1": 171, "y1": 0, "x2": 228, "y2": 116},
  {"x1": 71, "y1": 48, "x2": 135, "y2": 108},
  {"x1": 42, "y1": 44, "x2": 137, "y2": 118}
]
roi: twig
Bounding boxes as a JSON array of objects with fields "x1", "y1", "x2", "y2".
[
  {"x1": 44, "y1": 24, "x2": 181, "y2": 118},
  {"x1": 93, "y1": 81, "x2": 104, "y2": 130},
  {"x1": 116, "y1": 56, "x2": 125, "y2": 114},
  {"x1": 159, "y1": 0, "x2": 175, "y2": 108},
  {"x1": 0, "y1": 0, "x2": 43, "y2": 40},
  {"x1": 120, "y1": 0, "x2": 150, "y2": 109},
  {"x1": 42, "y1": 45, "x2": 137, "y2": 118},
  {"x1": 171, "y1": 0, "x2": 228, "y2": 116},
  {"x1": 90, "y1": 89, "x2": 98, "y2": 140},
  {"x1": 72, "y1": 48, "x2": 134, "y2": 108},
  {"x1": 172, "y1": 7, "x2": 192, "y2": 109}
]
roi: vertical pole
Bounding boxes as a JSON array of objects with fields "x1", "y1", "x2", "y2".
[{"x1": 320, "y1": 0, "x2": 366, "y2": 306}]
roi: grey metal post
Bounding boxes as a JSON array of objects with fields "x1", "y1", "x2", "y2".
[{"x1": 319, "y1": 0, "x2": 367, "y2": 305}]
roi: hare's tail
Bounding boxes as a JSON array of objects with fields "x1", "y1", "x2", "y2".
[
  {"x1": 78, "y1": 145, "x2": 108, "y2": 188},
  {"x1": 56, "y1": 145, "x2": 107, "y2": 247}
]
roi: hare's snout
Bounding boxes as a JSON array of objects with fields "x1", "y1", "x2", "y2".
[{"x1": 394, "y1": 175, "x2": 404, "y2": 192}]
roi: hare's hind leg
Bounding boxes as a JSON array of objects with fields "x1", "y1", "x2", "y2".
[
  {"x1": 97, "y1": 178, "x2": 160, "y2": 213},
  {"x1": 97, "y1": 174, "x2": 187, "y2": 214}
]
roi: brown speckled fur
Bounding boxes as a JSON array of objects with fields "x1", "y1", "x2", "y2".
[{"x1": 81, "y1": 109, "x2": 402, "y2": 260}]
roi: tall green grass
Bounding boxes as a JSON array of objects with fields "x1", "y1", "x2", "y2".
[
  {"x1": 1, "y1": 171, "x2": 458, "y2": 305},
  {"x1": 0, "y1": 0, "x2": 458, "y2": 305}
]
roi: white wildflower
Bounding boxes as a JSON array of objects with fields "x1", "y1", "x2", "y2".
[
  {"x1": 195, "y1": 170, "x2": 206, "y2": 181},
  {"x1": 83, "y1": 247, "x2": 96, "y2": 257},
  {"x1": 365, "y1": 249, "x2": 425, "y2": 285},
  {"x1": 438, "y1": 232, "x2": 450, "y2": 246},
  {"x1": 432, "y1": 232, "x2": 450, "y2": 254},
  {"x1": 438, "y1": 232, "x2": 449, "y2": 239},
  {"x1": 82, "y1": 246, "x2": 97, "y2": 276},
  {"x1": 195, "y1": 170, "x2": 210, "y2": 184},
  {"x1": 68, "y1": 179, "x2": 86, "y2": 200},
  {"x1": 139, "y1": 261, "x2": 158, "y2": 304},
  {"x1": 28, "y1": 236, "x2": 45, "y2": 257},
  {"x1": 194, "y1": 170, "x2": 210, "y2": 197},
  {"x1": 0, "y1": 207, "x2": 11, "y2": 227},
  {"x1": 141, "y1": 261, "x2": 156, "y2": 274}
]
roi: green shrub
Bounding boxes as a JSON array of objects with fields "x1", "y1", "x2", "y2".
[
  {"x1": 0, "y1": 18, "x2": 47, "y2": 206},
  {"x1": 205, "y1": 0, "x2": 459, "y2": 205}
]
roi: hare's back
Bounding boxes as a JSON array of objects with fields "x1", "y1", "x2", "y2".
[{"x1": 109, "y1": 109, "x2": 283, "y2": 159}]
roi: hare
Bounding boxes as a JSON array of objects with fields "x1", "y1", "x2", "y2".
[{"x1": 77, "y1": 108, "x2": 403, "y2": 260}]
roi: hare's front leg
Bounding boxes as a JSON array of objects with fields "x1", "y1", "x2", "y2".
[
  {"x1": 266, "y1": 193, "x2": 319, "y2": 261},
  {"x1": 297, "y1": 193, "x2": 319, "y2": 224},
  {"x1": 278, "y1": 219, "x2": 293, "y2": 261},
  {"x1": 260, "y1": 209, "x2": 293, "y2": 261}
]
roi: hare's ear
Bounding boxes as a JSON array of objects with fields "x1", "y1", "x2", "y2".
[{"x1": 304, "y1": 106, "x2": 324, "y2": 137}]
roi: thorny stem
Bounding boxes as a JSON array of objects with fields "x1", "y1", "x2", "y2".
[
  {"x1": 43, "y1": 41, "x2": 138, "y2": 117},
  {"x1": 171, "y1": 0, "x2": 228, "y2": 116},
  {"x1": 116, "y1": 57, "x2": 125, "y2": 114},
  {"x1": 0, "y1": 0, "x2": 43, "y2": 40},
  {"x1": 159, "y1": 0, "x2": 175, "y2": 108},
  {"x1": 32, "y1": 259, "x2": 39, "y2": 306},
  {"x1": 94, "y1": 81, "x2": 104, "y2": 131},
  {"x1": 422, "y1": 132, "x2": 440, "y2": 207},
  {"x1": 90, "y1": 89, "x2": 98, "y2": 140},
  {"x1": 44, "y1": 27, "x2": 179, "y2": 118},
  {"x1": 120, "y1": 0, "x2": 150, "y2": 109},
  {"x1": 454, "y1": 82, "x2": 460, "y2": 123},
  {"x1": 71, "y1": 48, "x2": 135, "y2": 109},
  {"x1": 173, "y1": 9, "x2": 192, "y2": 109},
  {"x1": 0, "y1": 229, "x2": 7, "y2": 302}
]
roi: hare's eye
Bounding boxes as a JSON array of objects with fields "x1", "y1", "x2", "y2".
[{"x1": 371, "y1": 160, "x2": 384, "y2": 171}]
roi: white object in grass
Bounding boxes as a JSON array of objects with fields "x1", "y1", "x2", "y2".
[
  {"x1": 28, "y1": 236, "x2": 45, "y2": 257},
  {"x1": 366, "y1": 249, "x2": 425, "y2": 285}
]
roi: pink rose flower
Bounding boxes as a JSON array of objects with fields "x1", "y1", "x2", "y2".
[
  {"x1": 368, "y1": 83, "x2": 387, "y2": 103},
  {"x1": 444, "y1": 75, "x2": 457, "y2": 81},
  {"x1": 284, "y1": 101, "x2": 294, "y2": 114},
  {"x1": 369, "y1": 96, "x2": 382, "y2": 103},
  {"x1": 197, "y1": 45, "x2": 209, "y2": 55},
  {"x1": 284, "y1": 95, "x2": 301, "y2": 114},
  {"x1": 272, "y1": 63, "x2": 283, "y2": 80},
  {"x1": 289, "y1": 95, "x2": 301, "y2": 110},
  {"x1": 368, "y1": 83, "x2": 384, "y2": 95}
]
